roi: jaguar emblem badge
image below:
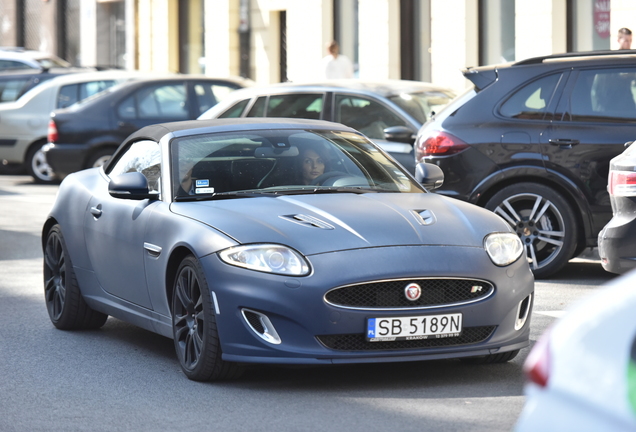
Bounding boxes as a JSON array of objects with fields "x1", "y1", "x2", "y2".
[{"x1": 405, "y1": 283, "x2": 422, "y2": 301}]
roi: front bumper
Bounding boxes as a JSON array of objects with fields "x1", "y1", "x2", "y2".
[
  {"x1": 42, "y1": 143, "x2": 89, "y2": 178},
  {"x1": 201, "y1": 245, "x2": 534, "y2": 365},
  {"x1": 598, "y1": 198, "x2": 636, "y2": 274}
]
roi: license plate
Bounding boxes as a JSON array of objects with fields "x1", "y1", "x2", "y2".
[{"x1": 367, "y1": 313, "x2": 462, "y2": 342}]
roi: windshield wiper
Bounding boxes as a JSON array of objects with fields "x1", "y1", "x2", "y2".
[
  {"x1": 270, "y1": 187, "x2": 384, "y2": 195},
  {"x1": 174, "y1": 191, "x2": 277, "y2": 202}
]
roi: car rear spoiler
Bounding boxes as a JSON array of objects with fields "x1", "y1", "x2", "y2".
[{"x1": 462, "y1": 67, "x2": 498, "y2": 92}]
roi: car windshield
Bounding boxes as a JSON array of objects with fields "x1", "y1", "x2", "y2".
[
  {"x1": 388, "y1": 89, "x2": 456, "y2": 123},
  {"x1": 171, "y1": 128, "x2": 424, "y2": 200},
  {"x1": 36, "y1": 57, "x2": 72, "y2": 69}
]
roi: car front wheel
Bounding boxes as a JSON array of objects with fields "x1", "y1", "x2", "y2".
[
  {"x1": 485, "y1": 183, "x2": 577, "y2": 278},
  {"x1": 172, "y1": 255, "x2": 243, "y2": 381}
]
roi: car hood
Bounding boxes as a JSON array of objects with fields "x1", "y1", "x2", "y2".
[{"x1": 170, "y1": 192, "x2": 510, "y2": 255}]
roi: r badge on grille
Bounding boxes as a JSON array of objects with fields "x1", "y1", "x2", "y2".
[{"x1": 405, "y1": 283, "x2": 422, "y2": 301}]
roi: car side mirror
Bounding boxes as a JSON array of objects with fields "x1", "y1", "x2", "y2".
[
  {"x1": 383, "y1": 125, "x2": 416, "y2": 144},
  {"x1": 108, "y1": 172, "x2": 159, "y2": 200},
  {"x1": 415, "y1": 163, "x2": 444, "y2": 190}
]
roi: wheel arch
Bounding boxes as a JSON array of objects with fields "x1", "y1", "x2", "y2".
[
  {"x1": 165, "y1": 246, "x2": 196, "y2": 313},
  {"x1": 473, "y1": 169, "x2": 592, "y2": 254},
  {"x1": 41, "y1": 216, "x2": 59, "y2": 250}
]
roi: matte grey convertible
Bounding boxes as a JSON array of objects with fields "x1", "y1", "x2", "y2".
[{"x1": 42, "y1": 118, "x2": 534, "y2": 381}]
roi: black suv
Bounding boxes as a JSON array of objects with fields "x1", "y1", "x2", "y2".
[{"x1": 415, "y1": 50, "x2": 636, "y2": 278}]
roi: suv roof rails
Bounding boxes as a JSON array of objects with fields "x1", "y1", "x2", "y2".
[{"x1": 514, "y1": 49, "x2": 636, "y2": 66}]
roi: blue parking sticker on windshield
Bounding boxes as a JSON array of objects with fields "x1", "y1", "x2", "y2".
[
  {"x1": 367, "y1": 318, "x2": 376, "y2": 338},
  {"x1": 196, "y1": 179, "x2": 210, "y2": 188}
]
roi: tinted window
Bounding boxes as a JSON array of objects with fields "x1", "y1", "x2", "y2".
[
  {"x1": 500, "y1": 74, "x2": 561, "y2": 120},
  {"x1": 193, "y1": 82, "x2": 238, "y2": 115},
  {"x1": 246, "y1": 96, "x2": 266, "y2": 117},
  {"x1": 218, "y1": 99, "x2": 249, "y2": 118},
  {"x1": 0, "y1": 60, "x2": 34, "y2": 70},
  {"x1": 335, "y1": 94, "x2": 408, "y2": 140},
  {"x1": 569, "y1": 68, "x2": 636, "y2": 122},
  {"x1": 0, "y1": 78, "x2": 32, "y2": 102},
  {"x1": 266, "y1": 94, "x2": 323, "y2": 119},
  {"x1": 109, "y1": 140, "x2": 162, "y2": 193},
  {"x1": 118, "y1": 83, "x2": 189, "y2": 120},
  {"x1": 57, "y1": 80, "x2": 116, "y2": 108}
]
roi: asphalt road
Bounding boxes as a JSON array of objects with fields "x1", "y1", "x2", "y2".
[{"x1": 0, "y1": 174, "x2": 618, "y2": 432}]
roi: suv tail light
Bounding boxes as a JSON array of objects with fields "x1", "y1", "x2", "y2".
[
  {"x1": 47, "y1": 120, "x2": 58, "y2": 143},
  {"x1": 523, "y1": 329, "x2": 551, "y2": 388},
  {"x1": 608, "y1": 170, "x2": 636, "y2": 196},
  {"x1": 415, "y1": 131, "x2": 469, "y2": 160}
]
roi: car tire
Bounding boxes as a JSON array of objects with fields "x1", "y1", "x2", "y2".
[
  {"x1": 460, "y1": 349, "x2": 520, "y2": 365},
  {"x1": 26, "y1": 142, "x2": 56, "y2": 184},
  {"x1": 43, "y1": 225, "x2": 109, "y2": 330},
  {"x1": 86, "y1": 148, "x2": 114, "y2": 170},
  {"x1": 172, "y1": 255, "x2": 244, "y2": 381},
  {"x1": 485, "y1": 183, "x2": 577, "y2": 279}
]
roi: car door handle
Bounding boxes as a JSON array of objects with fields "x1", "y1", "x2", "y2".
[
  {"x1": 548, "y1": 138, "x2": 580, "y2": 149},
  {"x1": 90, "y1": 205, "x2": 102, "y2": 218}
]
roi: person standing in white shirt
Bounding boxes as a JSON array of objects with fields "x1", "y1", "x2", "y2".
[{"x1": 322, "y1": 40, "x2": 354, "y2": 79}]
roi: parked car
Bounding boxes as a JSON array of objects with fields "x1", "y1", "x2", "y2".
[
  {"x1": 0, "y1": 70, "x2": 144, "y2": 182},
  {"x1": 0, "y1": 47, "x2": 72, "y2": 71},
  {"x1": 42, "y1": 117, "x2": 534, "y2": 381},
  {"x1": 515, "y1": 270, "x2": 636, "y2": 431},
  {"x1": 198, "y1": 80, "x2": 456, "y2": 174},
  {"x1": 598, "y1": 141, "x2": 636, "y2": 274},
  {"x1": 44, "y1": 75, "x2": 253, "y2": 181},
  {"x1": 415, "y1": 50, "x2": 636, "y2": 278}
]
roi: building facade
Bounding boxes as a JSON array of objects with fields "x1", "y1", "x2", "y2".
[{"x1": 1, "y1": 0, "x2": 636, "y2": 91}]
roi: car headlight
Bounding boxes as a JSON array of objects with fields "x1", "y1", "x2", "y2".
[
  {"x1": 218, "y1": 244, "x2": 310, "y2": 276},
  {"x1": 484, "y1": 233, "x2": 524, "y2": 266}
]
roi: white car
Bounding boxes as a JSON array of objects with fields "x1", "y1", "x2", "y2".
[
  {"x1": 515, "y1": 270, "x2": 636, "y2": 431},
  {"x1": 0, "y1": 48, "x2": 72, "y2": 71},
  {"x1": 0, "y1": 70, "x2": 144, "y2": 183}
]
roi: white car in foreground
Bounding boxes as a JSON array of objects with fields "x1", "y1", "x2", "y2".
[{"x1": 515, "y1": 271, "x2": 636, "y2": 431}]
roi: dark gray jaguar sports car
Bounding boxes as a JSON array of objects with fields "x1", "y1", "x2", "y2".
[{"x1": 42, "y1": 118, "x2": 534, "y2": 381}]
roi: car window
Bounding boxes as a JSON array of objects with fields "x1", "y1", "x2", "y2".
[
  {"x1": 568, "y1": 68, "x2": 636, "y2": 122},
  {"x1": 57, "y1": 80, "x2": 116, "y2": 109},
  {"x1": 108, "y1": 140, "x2": 162, "y2": 193},
  {"x1": 387, "y1": 89, "x2": 455, "y2": 123},
  {"x1": 246, "y1": 96, "x2": 267, "y2": 117},
  {"x1": 335, "y1": 94, "x2": 408, "y2": 140},
  {"x1": 499, "y1": 74, "x2": 562, "y2": 120},
  {"x1": 118, "y1": 83, "x2": 189, "y2": 120},
  {"x1": 265, "y1": 94, "x2": 323, "y2": 119},
  {"x1": 217, "y1": 98, "x2": 250, "y2": 118},
  {"x1": 0, "y1": 60, "x2": 34, "y2": 70},
  {"x1": 193, "y1": 82, "x2": 238, "y2": 115},
  {"x1": 0, "y1": 77, "x2": 32, "y2": 102}
]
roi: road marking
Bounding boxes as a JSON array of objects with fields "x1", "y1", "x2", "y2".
[{"x1": 534, "y1": 310, "x2": 566, "y2": 318}]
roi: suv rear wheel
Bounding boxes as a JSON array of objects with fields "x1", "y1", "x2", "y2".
[{"x1": 485, "y1": 183, "x2": 577, "y2": 278}]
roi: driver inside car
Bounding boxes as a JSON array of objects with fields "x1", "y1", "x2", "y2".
[{"x1": 298, "y1": 145, "x2": 327, "y2": 184}]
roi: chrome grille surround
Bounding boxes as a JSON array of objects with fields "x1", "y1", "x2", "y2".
[{"x1": 324, "y1": 277, "x2": 495, "y2": 311}]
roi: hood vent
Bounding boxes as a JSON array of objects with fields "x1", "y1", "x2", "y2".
[
  {"x1": 280, "y1": 214, "x2": 334, "y2": 230},
  {"x1": 412, "y1": 209, "x2": 436, "y2": 226}
]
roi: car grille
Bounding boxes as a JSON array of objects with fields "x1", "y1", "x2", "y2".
[
  {"x1": 324, "y1": 278, "x2": 494, "y2": 309},
  {"x1": 316, "y1": 326, "x2": 496, "y2": 351}
]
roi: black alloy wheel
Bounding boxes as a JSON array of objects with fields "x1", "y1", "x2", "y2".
[
  {"x1": 172, "y1": 255, "x2": 243, "y2": 381},
  {"x1": 485, "y1": 183, "x2": 577, "y2": 279},
  {"x1": 43, "y1": 225, "x2": 108, "y2": 329}
]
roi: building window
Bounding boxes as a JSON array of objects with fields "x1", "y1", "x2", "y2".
[{"x1": 479, "y1": 0, "x2": 515, "y2": 65}]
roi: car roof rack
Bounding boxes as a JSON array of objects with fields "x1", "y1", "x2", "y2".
[{"x1": 514, "y1": 49, "x2": 636, "y2": 66}]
